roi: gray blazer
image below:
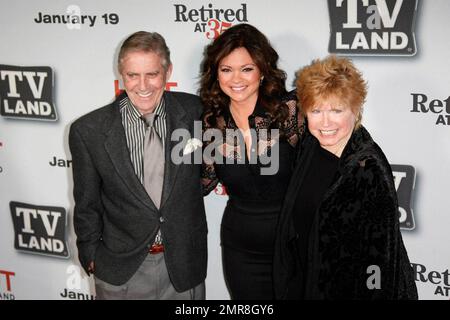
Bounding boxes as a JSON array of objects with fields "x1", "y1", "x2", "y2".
[{"x1": 69, "y1": 91, "x2": 207, "y2": 291}]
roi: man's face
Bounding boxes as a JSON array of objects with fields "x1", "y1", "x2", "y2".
[{"x1": 120, "y1": 50, "x2": 172, "y2": 114}]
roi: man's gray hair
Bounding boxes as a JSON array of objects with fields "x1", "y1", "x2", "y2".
[{"x1": 118, "y1": 31, "x2": 171, "y2": 72}]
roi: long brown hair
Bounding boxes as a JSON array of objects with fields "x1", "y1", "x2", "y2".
[{"x1": 199, "y1": 23, "x2": 288, "y2": 129}]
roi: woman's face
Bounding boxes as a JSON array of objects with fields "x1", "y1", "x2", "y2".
[
  {"x1": 217, "y1": 47, "x2": 261, "y2": 108},
  {"x1": 306, "y1": 96, "x2": 357, "y2": 157}
]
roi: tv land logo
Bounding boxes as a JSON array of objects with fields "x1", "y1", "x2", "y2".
[
  {"x1": 391, "y1": 164, "x2": 415, "y2": 230},
  {"x1": 328, "y1": 0, "x2": 418, "y2": 55},
  {"x1": 173, "y1": 3, "x2": 248, "y2": 39},
  {"x1": 412, "y1": 263, "x2": 450, "y2": 298},
  {"x1": 0, "y1": 64, "x2": 58, "y2": 121},
  {"x1": 411, "y1": 93, "x2": 450, "y2": 125},
  {"x1": 10, "y1": 201, "x2": 69, "y2": 258},
  {"x1": 0, "y1": 269, "x2": 16, "y2": 300}
]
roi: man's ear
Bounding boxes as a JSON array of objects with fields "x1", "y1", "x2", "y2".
[{"x1": 166, "y1": 63, "x2": 173, "y2": 80}]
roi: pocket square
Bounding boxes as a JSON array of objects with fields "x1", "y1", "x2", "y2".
[{"x1": 183, "y1": 138, "x2": 203, "y2": 155}]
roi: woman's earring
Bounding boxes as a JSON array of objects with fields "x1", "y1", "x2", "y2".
[{"x1": 260, "y1": 76, "x2": 264, "y2": 86}]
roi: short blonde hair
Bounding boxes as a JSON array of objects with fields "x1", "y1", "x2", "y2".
[{"x1": 295, "y1": 55, "x2": 367, "y2": 129}]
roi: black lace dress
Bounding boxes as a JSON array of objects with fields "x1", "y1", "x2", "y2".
[{"x1": 202, "y1": 93, "x2": 301, "y2": 299}]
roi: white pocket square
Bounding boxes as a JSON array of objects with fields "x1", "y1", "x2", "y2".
[{"x1": 183, "y1": 138, "x2": 203, "y2": 155}]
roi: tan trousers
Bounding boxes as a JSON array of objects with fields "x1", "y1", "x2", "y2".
[{"x1": 94, "y1": 252, "x2": 205, "y2": 300}]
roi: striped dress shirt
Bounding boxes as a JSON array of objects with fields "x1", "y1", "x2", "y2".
[
  {"x1": 119, "y1": 94, "x2": 167, "y2": 245},
  {"x1": 119, "y1": 95, "x2": 167, "y2": 183}
]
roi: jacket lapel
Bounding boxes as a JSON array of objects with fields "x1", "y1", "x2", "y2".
[
  {"x1": 103, "y1": 96, "x2": 156, "y2": 210},
  {"x1": 160, "y1": 92, "x2": 189, "y2": 209}
]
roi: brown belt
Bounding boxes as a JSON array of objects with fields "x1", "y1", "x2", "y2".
[{"x1": 149, "y1": 243, "x2": 164, "y2": 254}]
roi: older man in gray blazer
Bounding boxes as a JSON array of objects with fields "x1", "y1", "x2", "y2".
[{"x1": 69, "y1": 31, "x2": 207, "y2": 299}]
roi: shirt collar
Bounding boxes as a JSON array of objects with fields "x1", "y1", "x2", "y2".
[
  {"x1": 153, "y1": 94, "x2": 167, "y2": 119},
  {"x1": 125, "y1": 94, "x2": 166, "y2": 124}
]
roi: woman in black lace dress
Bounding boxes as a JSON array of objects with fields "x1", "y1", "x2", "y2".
[{"x1": 199, "y1": 23, "x2": 302, "y2": 299}]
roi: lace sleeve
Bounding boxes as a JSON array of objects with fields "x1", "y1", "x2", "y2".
[
  {"x1": 283, "y1": 99, "x2": 304, "y2": 147},
  {"x1": 202, "y1": 161, "x2": 219, "y2": 196},
  {"x1": 201, "y1": 116, "x2": 220, "y2": 196}
]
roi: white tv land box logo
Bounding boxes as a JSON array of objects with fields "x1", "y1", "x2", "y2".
[
  {"x1": 391, "y1": 164, "x2": 416, "y2": 230},
  {"x1": 0, "y1": 64, "x2": 58, "y2": 120},
  {"x1": 328, "y1": 0, "x2": 418, "y2": 55},
  {"x1": 10, "y1": 201, "x2": 69, "y2": 258}
]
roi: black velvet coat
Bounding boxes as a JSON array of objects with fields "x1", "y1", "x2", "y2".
[{"x1": 273, "y1": 126, "x2": 418, "y2": 300}]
